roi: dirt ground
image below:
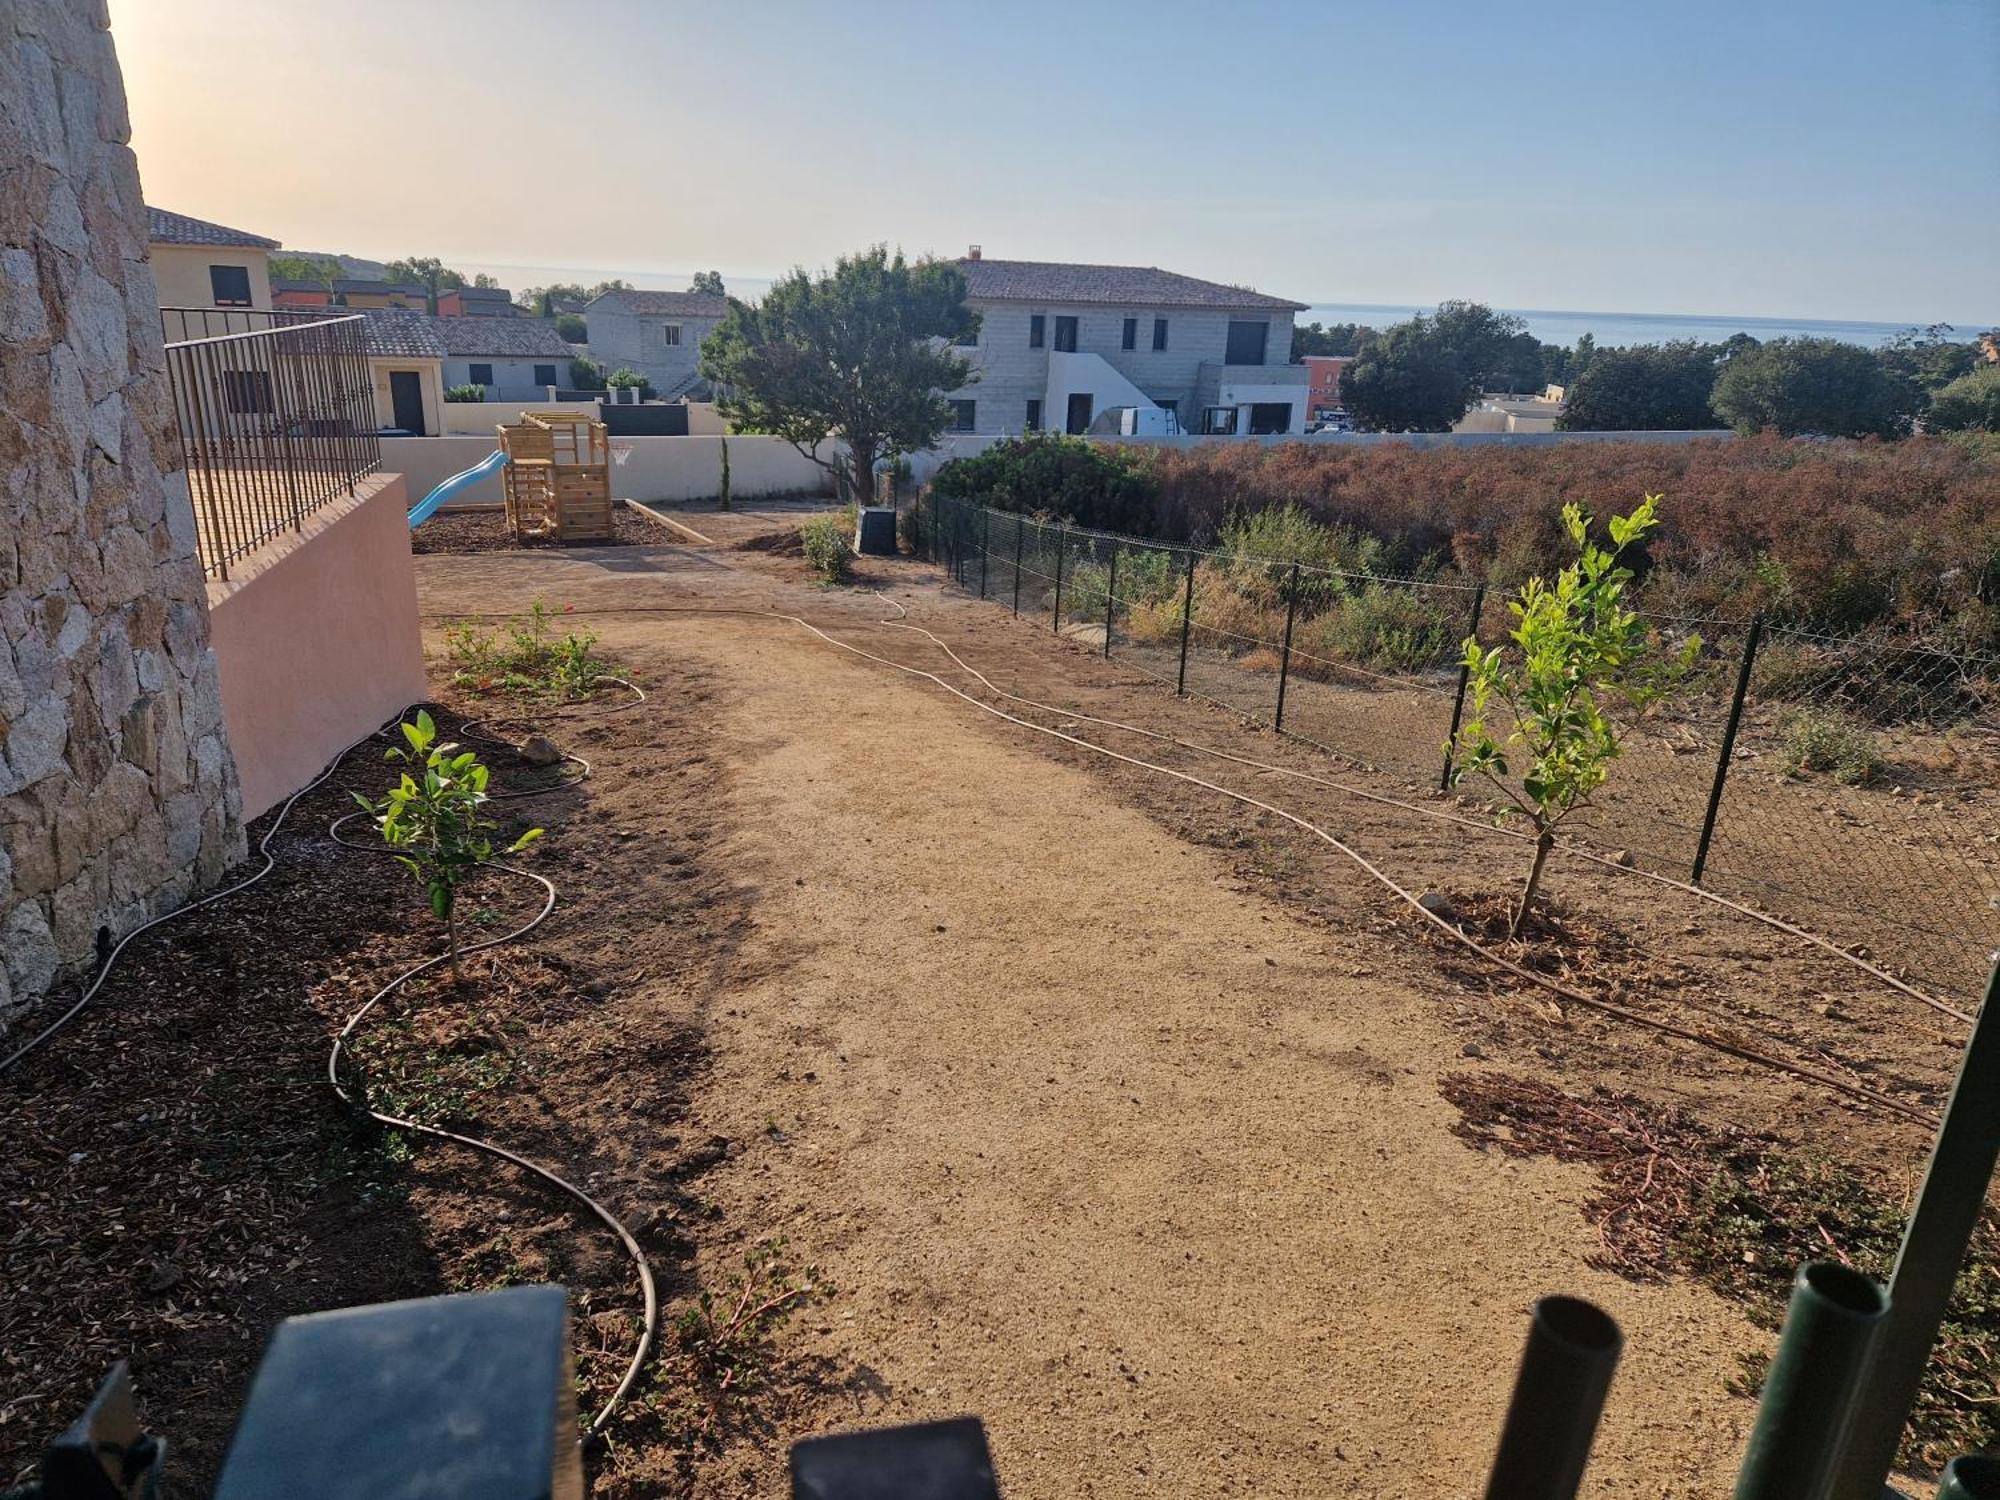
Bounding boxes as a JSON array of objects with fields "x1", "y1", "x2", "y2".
[
  {"x1": 5, "y1": 504, "x2": 1959, "y2": 1496},
  {"x1": 408, "y1": 514, "x2": 1962, "y2": 1497}
]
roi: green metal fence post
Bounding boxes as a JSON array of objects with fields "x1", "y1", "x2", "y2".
[
  {"x1": 1103, "y1": 547, "x2": 1118, "y2": 659},
  {"x1": 1693, "y1": 612, "x2": 1765, "y2": 884},
  {"x1": 1834, "y1": 959, "x2": 2000, "y2": 1500},
  {"x1": 1275, "y1": 562, "x2": 1300, "y2": 732},
  {"x1": 1937, "y1": 1458, "x2": 2000, "y2": 1500},
  {"x1": 979, "y1": 508, "x2": 990, "y2": 600},
  {"x1": 1012, "y1": 517, "x2": 1024, "y2": 617},
  {"x1": 1734, "y1": 1260, "x2": 1889, "y2": 1500},
  {"x1": 1176, "y1": 547, "x2": 1197, "y2": 696},
  {"x1": 1482, "y1": 1295, "x2": 1622, "y2": 1500},
  {"x1": 1052, "y1": 524, "x2": 1066, "y2": 634},
  {"x1": 1440, "y1": 582, "x2": 1487, "y2": 791}
]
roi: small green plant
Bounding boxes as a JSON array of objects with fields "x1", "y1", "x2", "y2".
[
  {"x1": 800, "y1": 513, "x2": 850, "y2": 582},
  {"x1": 1449, "y1": 495, "x2": 1698, "y2": 935},
  {"x1": 605, "y1": 366, "x2": 645, "y2": 390},
  {"x1": 444, "y1": 599, "x2": 603, "y2": 701},
  {"x1": 443, "y1": 384, "x2": 487, "y2": 403},
  {"x1": 354, "y1": 710, "x2": 542, "y2": 985},
  {"x1": 666, "y1": 1238, "x2": 826, "y2": 1447},
  {"x1": 1782, "y1": 707, "x2": 1885, "y2": 785}
]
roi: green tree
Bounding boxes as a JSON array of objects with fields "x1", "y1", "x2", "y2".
[
  {"x1": 568, "y1": 356, "x2": 605, "y2": 391},
  {"x1": 384, "y1": 256, "x2": 466, "y2": 313},
  {"x1": 700, "y1": 246, "x2": 978, "y2": 500},
  {"x1": 1710, "y1": 336, "x2": 1913, "y2": 438},
  {"x1": 1924, "y1": 366, "x2": 2000, "y2": 433},
  {"x1": 1430, "y1": 301, "x2": 1535, "y2": 390},
  {"x1": 555, "y1": 313, "x2": 588, "y2": 344},
  {"x1": 354, "y1": 710, "x2": 541, "y2": 986},
  {"x1": 270, "y1": 252, "x2": 341, "y2": 296},
  {"x1": 1292, "y1": 320, "x2": 1378, "y2": 358},
  {"x1": 1556, "y1": 342, "x2": 1723, "y2": 431},
  {"x1": 1449, "y1": 496, "x2": 1697, "y2": 935},
  {"x1": 1341, "y1": 317, "x2": 1478, "y2": 431},
  {"x1": 690, "y1": 270, "x2": 726, "y2": 296},
  {"x1": 470, "y1": 272, "x2": 499, "y2": 289}
]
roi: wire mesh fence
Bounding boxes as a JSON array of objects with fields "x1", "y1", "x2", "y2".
[{"x1": 917, "y1": 491, "x2": 2000, "y2": 1003}]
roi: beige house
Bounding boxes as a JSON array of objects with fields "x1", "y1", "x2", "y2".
[
  {"x1": 146, "y1": 205, "x2": 278, "y2": 314},
  {"x1": 353, "y1": 312, "x2": 449, "y2": 436}
]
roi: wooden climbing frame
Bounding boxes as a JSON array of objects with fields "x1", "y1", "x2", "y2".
[{"x1": 496, "y1": 413, "x2": 613, "y2": 544}]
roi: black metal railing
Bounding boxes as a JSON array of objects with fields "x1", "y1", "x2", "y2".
[{"x1": 161, "y1": 309, "x2": 380, "y2": 580}]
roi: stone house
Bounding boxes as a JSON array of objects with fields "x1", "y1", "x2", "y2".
[
  {"x1": 433, "y1": 315, "x2": 575, "y2": 402},
  {"x1": 582, "y1": 289, "x2": 728, "y2": 398},
  {"x1": 944, "y1": 251, "x2": 1310, "y2": 437}
]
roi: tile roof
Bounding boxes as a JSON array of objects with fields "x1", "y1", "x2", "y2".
[
  {"x1": 333, "y1": 279, "x2": 427, "y2": 297},
  {"x1": 450, "y1": 285, "x2": 514, "y2": 301},
  {"x1": 347, "y1": 310, "x2": 447, "y2": 359},
  {"x1": 587, "y1": 289, "x2": 730, "y2": 318},
  {"x1": 956, "y1": 258, "x2": 1306, "y2": 312},
  {"x1": 428, "y1": 314, "x2": 575, "y2": 358},
  {"x1": 145, "y1": 205, "x2": 280, "y2": 249},
  {"x1": 272, "y1": 279, "x2": 333, "y2": 294}
]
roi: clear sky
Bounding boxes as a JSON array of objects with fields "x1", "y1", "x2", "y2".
[{"x1": 109, "y1": 0, "x2": 1998, "y2": 324}]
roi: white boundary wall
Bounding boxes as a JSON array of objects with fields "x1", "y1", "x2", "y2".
[{"x1": 383, "y1": 434, "x2": 838, "y2": 510}]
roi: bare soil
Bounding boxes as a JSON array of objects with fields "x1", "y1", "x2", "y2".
[{"x1": 7, "y1": 515, "x2": 1965, "y2": 1497}]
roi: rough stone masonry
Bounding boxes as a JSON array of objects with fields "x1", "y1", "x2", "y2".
[{"x1": 1, "y1": 0, "x2": 244, "y2": 1029}]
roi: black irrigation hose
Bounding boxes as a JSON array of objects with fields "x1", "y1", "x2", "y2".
[{"x1": 0, "y1": 676, "x2": 661, "y2": 1445}]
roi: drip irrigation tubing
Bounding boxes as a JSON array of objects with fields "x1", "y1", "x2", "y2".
[
  {"x1": 0, "y1": 676, "x2": 661, "y2": 1445},
  {"x1": 466, "y1": 593, "x2": 1941, "y2": 1126}
]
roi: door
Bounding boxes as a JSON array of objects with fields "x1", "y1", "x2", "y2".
[
  {"x1": 388, "y1": 370, "x2": 427, "y2": 435},
  {"x1": 1247, "y1": 402, "x2": 1292, "y2": 435},
  {"x1": 1066, "y1": 392, "x2": 1094, "y2": 434}
]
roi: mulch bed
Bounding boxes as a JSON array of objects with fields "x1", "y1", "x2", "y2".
[
  {"x1": 411, "y1": 507, "x2": 668, "y2": 555},
  {"x1": 0, "y1": 682, "x2": 731, "y2": 1495}
]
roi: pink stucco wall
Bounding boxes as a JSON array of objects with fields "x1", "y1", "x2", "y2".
[{"x1": 206, "y1": 473, "x2": 429, "y2": 819}]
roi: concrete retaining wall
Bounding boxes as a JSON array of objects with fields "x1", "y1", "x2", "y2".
[{"x1": 383, "y1": 434, "x2": 836, "y2": 510}]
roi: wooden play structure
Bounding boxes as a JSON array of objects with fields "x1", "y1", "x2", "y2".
[{"x1": 497, "y1": 412, "x2": 613, "y2": 543}]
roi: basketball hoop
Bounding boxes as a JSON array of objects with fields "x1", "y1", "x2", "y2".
[{"x1": 609, "y1": 441, "x2": 634, "y2": 467}]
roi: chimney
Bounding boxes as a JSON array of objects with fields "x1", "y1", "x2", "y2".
[{"x1": 966, "y1": 244, "x2": 981, "y2": 261}]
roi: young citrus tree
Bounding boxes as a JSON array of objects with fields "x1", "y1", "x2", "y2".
[
  {"x1": 355, "y1": 710, "x2": 542, "y2": 984},
  {"x1": 1448, "y1": 494, "x2": 1697, "y2": 936}
]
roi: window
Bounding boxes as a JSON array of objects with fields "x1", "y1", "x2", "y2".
[
  {"x1": 1121, "y1": 317, "x2": 1137, "y2": 351},
  {"x1": 1025, "y1": 399, "x2": 1042, "y2": 432},
  {"x1": 1053, "y1": 315, "x2": 1078, "y2": 352},
  {"x1": 1225, "y1": 319, "x2": 1270, "y2": 365},
  {"x1": 209, "y1": 264, "x2": 252, "y2": 307},
  {"x1": 1155, "y1": 398, "x2": 1179, "y2": 421},
  {"x1": 950, "y1": 400, "x2": 977, "y2": 432},
  {"x1": 661, "y1": 324, "x2": 682, "y2": 346},
  {"x1": 468, "y1": 363, "x2": 494, "y2": 387},
  {"x1": 221, "y1": 369, "x2": 273, "y2": 414},
  {"x1": 1028, "y1": 314, "x2": 1045, "y2": 349},
  {"x1": 1203, "y1": 405, "x2": 1238, "y2": 435},
  {"x1": 1153, "y1": 317, "x2": 1169, "y2": 351},
  {"x1": 1247, "y1": 402, "x2": 1293, "y2": 435},
  {"x1": 533, "y1": 364, "x2": 557, "y2": 387}
]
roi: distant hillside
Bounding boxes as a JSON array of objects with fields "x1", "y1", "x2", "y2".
[{"x1": 292, "y1": 251, "x2": 389, "y2": 280}]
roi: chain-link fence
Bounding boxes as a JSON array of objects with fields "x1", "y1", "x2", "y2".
[{"x1": 917, "y1": 492, "x2": 2000, "y2": 1002}]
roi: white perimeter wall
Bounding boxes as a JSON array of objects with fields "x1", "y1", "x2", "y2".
[{"x1": 382, "y1": 434, "x2": 838, "y2": 509}]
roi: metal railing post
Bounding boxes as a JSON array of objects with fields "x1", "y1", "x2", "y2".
[
  {"x1": 1833, "y1": 960, "x2": 2000, "y2": 1500},
  {"x1": 1176, "y1": 547, "x2": 1197, "y2": 696},
  {"x1": 1052, "y1": 524, "x2": 1066, "y2": 633},
  {"x1": 1011, "y1": 517, "x2": 1024, "y2": 617},
  {"x1": 1275, "y1": 561, "x2": 1300, "y2": 732},
  {"x1": 1733, "y1": 1261, "x2": 1888, "y2": 1500},
  {"x1": 1692, "y1": 612, "x2": 1764, "y2": 884},
  {"x1": 1103, "y1": 547, "x2": 1118, "y2": 659},
  {"x1": 1440, "y1": 583, "x2": 1488, "y2": 789},
  {"x1": 979, "y1": 508, "x2": 990, "y2": 600},
  {"x1": 1481, "y1": 1295, "x2": 1622, "y2": 1500}
]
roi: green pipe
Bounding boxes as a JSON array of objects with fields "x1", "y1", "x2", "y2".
[
  {"x1": 1834, "y1": 960, "x2": 2000, "y2": 1500},
  {"x1": 1482, "y1": 1295, "x2": 1623, "y2": 1500},
  {"x1": 1938, "y1": 1458, "x2": 2000, "y2": 1500},
  {"x1": 1734, "y1": 1261, "x2": 1889, "y2": 1500}
]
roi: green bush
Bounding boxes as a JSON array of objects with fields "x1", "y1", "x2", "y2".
[
  {"x1": 930, "y1": 434, "x2": 1158, "y2": 533},
  {"x1": 443, "y1": 384, "x2": 486, "y2": 403},
  {"x1": 1926, "y1": 366, "x2": 2000, "y2": 434},
  {"x1": 605, "y1": 367, "x2": 645, "y2": 390},
  {"x1": 1782, "y1": 707, "x2": 1885, "y2": 784},
  {"x1": 1215, "y1": 504, "x2": 1382, "y2": 613},
  {"x1": 800, "y1": 514, "x2": 850, "y2": 581},
  {"x1": 443, "y1": 598, "x2": 602, "y2": 701},
  {"x1": 1298, "y1": 583, "x2": 1463, "y2": 674}
]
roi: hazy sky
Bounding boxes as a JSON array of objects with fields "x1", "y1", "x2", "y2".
[{"x1": 110, "y1": 0, "x2": 1998, "y2": 323}]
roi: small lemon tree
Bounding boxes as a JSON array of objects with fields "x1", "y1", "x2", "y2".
[
  {"x1": 1449, "y1": 495, "x2": 1696, "y2": 936},
  {"x1": 356, "y1": 710, "x2": 542, "y2": 984}
]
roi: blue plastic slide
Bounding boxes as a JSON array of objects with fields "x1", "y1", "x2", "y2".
[{"x1": 407, "y1": 448, "x2": 508, "y2": 528}]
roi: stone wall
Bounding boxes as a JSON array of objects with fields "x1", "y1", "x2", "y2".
[{"x1": 1, "y1": 1, "x2": 244, "y2": 1028}]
